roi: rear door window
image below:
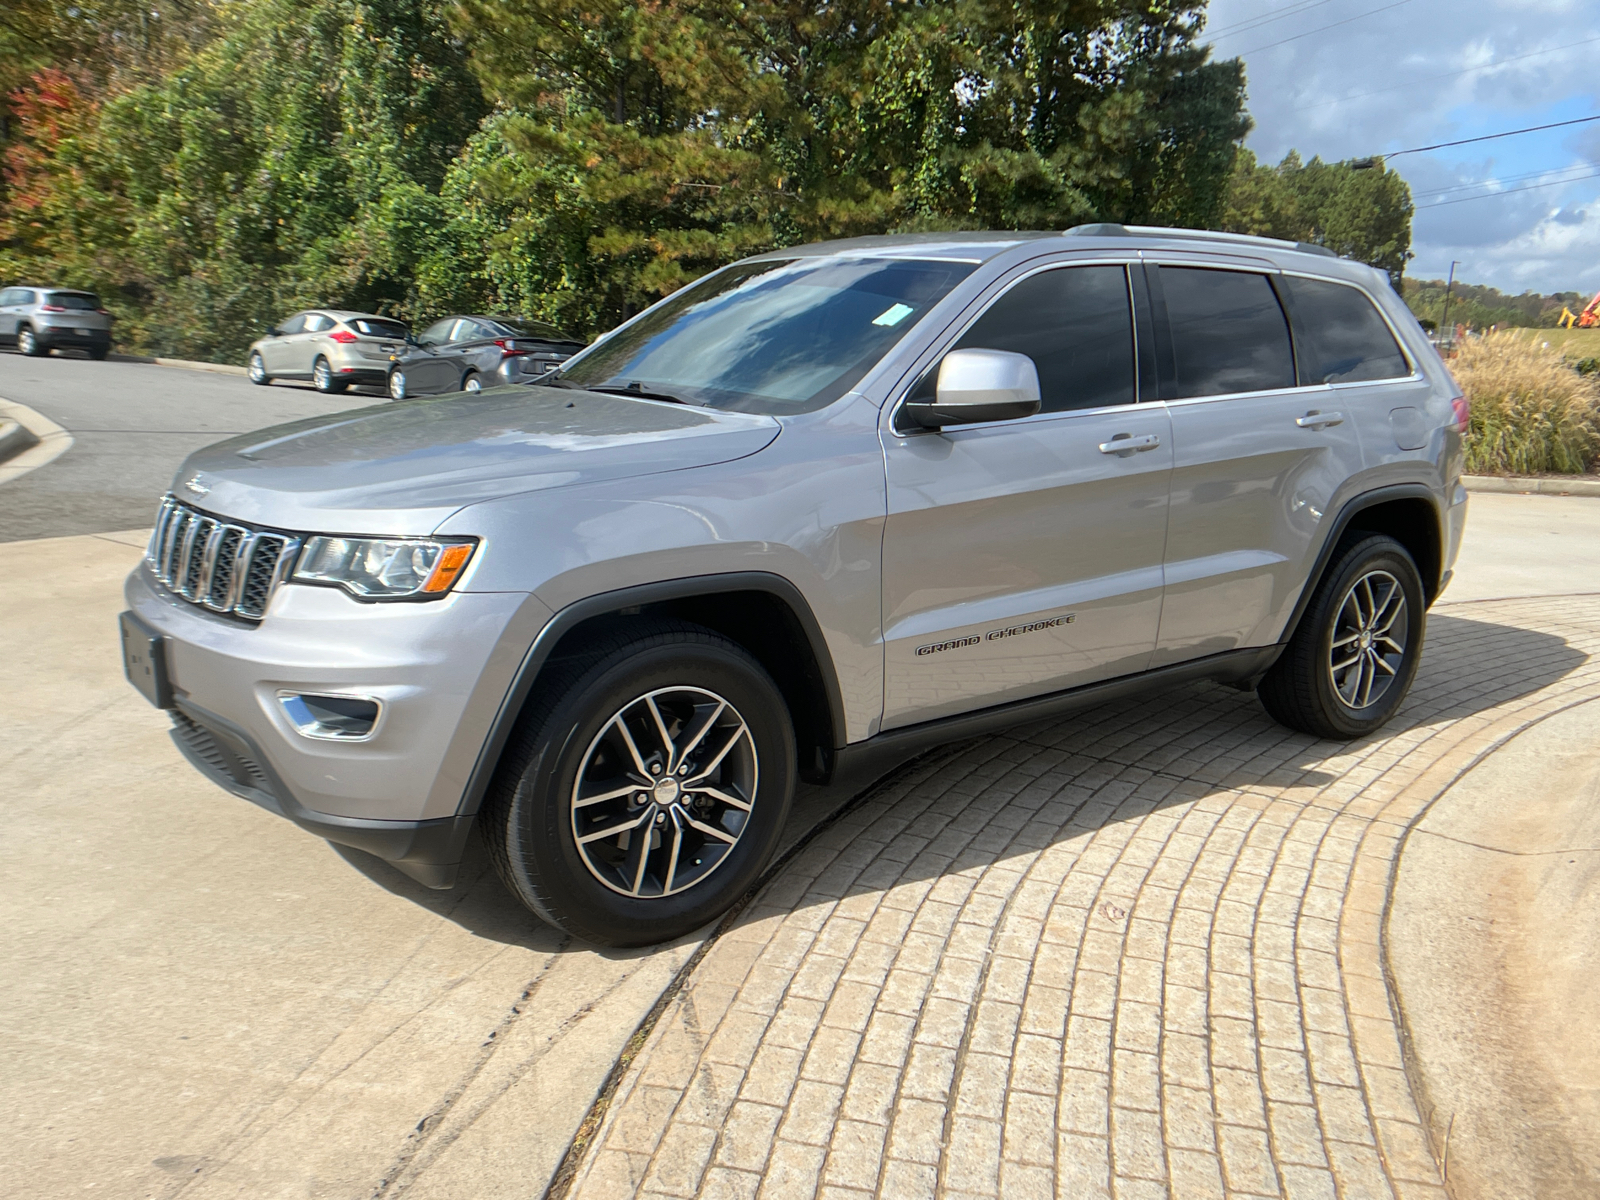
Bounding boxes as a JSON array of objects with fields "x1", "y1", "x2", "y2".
[
  {"x1": 951, "y1": 265, "x2": 1135, "y2": 413},
  {"x1": 1159, "y1": 267, "x2": 1295, "y2": 398},
  {"x1": 303, "y1": 313, "x2": 335, "y2": 333},
  {"x1": 1281, "y1": 276, "x2": 1410, "y2": 384},
  {"x1": 452, "y1": 319, "x2": 495, "y2": 343}
]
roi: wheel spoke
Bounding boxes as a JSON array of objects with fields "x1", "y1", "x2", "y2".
[
  {"x1": 1374, "y1": 595, "x2": 1407, "y2": 636},
  {"x1": 673, "y1": 700, "x2": 726, "y2": 771},
  {"x1": 1332, "y1": 650, "x2": 1364, "y2": 672},
  {"x1": 578, "y1": 808, "x2": 653, "y2": 845},
  {"x1": 1371, "y1": 651, "x2": 1398, "y2": 676},
  {"x1": 630, "y1": 820, "x2": 654, "y2": 894},
  {"x1": 694, "y1": 784, "x2": 753, "y2": 813},
  {"x1": 575, "y1": 782, "x2": 645, "y2": 809},
  {"x1": 1358, "y1": 652, "x2": 1377, "y2": 707},
  {"x1": 610, "y1": 714, "x2": 651, "y2": 777},
  {"x1": 683, "y1": 720, "x2": 749, "y2": 786},
  {"x1": 1331, "y1": 631, "x2": 1362, "y2": 649},
  {"x1": 686, "y1": 815, "x2": 738, "y2": 844},
  {"x1": 662, "y1": 811, "x2": 685, "y2": 894},
  {"x1": 645, "y1": 695, "x2": 676, "y2": 765}
]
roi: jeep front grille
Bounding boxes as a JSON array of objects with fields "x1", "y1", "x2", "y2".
[{"x1": 146, "y1": 497, "x2": 301, "y2": 621}]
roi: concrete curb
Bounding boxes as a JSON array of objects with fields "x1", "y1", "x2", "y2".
[
  {"x1": 108, "y1": 353, "x2": 249, "y2": 376},
  {"x1": 0, "y1": 397, "x2": 74, "y2": 485},
  {"x1": 0, "y1": 418, "x2": 40, "y2": 465},
  {"x1": 1464, "y1": 474, "x2": 1600, "y2": 496}
]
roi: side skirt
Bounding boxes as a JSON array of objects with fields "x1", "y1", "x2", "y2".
[{"x1": 832, "y1": 645, "x2": 1282, "y2": 787}]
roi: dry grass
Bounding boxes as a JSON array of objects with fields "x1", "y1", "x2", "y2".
[{"x1": 1452, "y1": 332, "x2": 1600, "y2": 475}]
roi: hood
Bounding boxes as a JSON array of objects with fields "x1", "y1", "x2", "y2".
[{"x1": 171, "y1": 386, "x2": 781, "y2": 534}]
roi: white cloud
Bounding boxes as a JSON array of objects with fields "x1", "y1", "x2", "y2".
[{"x1": 1203, "y1": 0, "x2": 1600, "y2": 294}]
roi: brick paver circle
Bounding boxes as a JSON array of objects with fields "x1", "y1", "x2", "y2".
[{"x1": 566, "y1": 597, "x2": 1600, "y2": 1200}]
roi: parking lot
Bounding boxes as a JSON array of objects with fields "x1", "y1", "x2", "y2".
[{"x1": 4, "y1": 353, "x2": 1600, "y2": 1199}]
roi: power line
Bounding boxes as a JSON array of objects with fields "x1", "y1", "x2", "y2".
[
  {"x1": 1304, "y1": 36, "x2": 1600, "y2": 111},
  {"x1": 1232, "y1": 0, "x2": 1415, "y2": 57},
  {"x1": 1412, "y1": 162, "x2": 1600, "y2": 200},
  {"x1": 1417, "y1": 169, "x2": 1600, "y2": 209},
  {"x1": 1379, "y1": 113, "x2": 1600, "y2": 159},
  {"x1": 1205, "y1": 0, "x2": 1339, "y2": 41}
]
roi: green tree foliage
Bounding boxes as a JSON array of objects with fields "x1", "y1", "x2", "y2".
[
  {"x1": 3, "y1": 0, "x2": 1252, "y2": 358},
  {"x1": 1402, "y1": 278, "x2": 1591, "y2": 331},
  {"x1": 1221, "y1": 149, "x2": 1413, "y2": 283}
]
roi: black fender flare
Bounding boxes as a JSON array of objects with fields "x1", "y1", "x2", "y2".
[
  {"x1": 1277, "y1": 483, "x2": 1444, "y2": 645},
  {"x1": 456, "y1": 571, "x2": 849, "y2": 819}
]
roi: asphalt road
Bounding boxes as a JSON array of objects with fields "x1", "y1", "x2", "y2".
[{"x1": 0, "y1": 351, "x2": 375, "y2": 543}]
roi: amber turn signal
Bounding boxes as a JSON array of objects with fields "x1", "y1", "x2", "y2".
[{"x1": 423, "y1": 543, "x2": 475, "y2": 593}]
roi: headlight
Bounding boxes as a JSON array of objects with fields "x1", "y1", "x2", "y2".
[{"x1": 293, "y1": 536, "x2": 476, "y2": 599}]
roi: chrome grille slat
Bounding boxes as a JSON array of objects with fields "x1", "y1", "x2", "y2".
[{"x1": 144, "y1": 497, "x2": 300, "y2": 622}]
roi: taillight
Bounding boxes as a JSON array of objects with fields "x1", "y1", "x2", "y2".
[
  {"x1": 494, "y1": 338, "x2": 527, "y2": 358},
  {"x1": 1449, "y1": 394, "x2": 1470, "y2": 433},
  {"x1": 40, "y1": 305, "x2": 66, "y2": 312},
  {"x1": 328, "y1": 329, "x2": 358, "y2": 344}
]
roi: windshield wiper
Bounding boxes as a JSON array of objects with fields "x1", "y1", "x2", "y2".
[{"x1": 583, "y1": 382, "x2": 693, "y2": 405}]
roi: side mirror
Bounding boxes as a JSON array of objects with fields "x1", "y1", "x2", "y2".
[{"x1": 901, "y1": 348, "x2": 1042, "y2": 431}]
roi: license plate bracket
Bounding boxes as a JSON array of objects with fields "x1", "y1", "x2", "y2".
[{"x1": 120, "y1": 611, "x2": 172, "y2": 709}]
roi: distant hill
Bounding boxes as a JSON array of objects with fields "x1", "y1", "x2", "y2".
[{"x1": 1403, "y1": 279, "x2": 1591, "y2": 330}]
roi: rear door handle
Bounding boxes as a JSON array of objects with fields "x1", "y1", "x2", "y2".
[
  {"x1": 1099, "y1": 433, "x2": 1162, "y2": 455},
  {"x1": 1296, "y1": 411, "x2": 1345, "y2": 429}
]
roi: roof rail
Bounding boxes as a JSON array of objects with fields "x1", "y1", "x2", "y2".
[{"x1": 1062, "y1": 223, "x2": 1337, "y2": 259}]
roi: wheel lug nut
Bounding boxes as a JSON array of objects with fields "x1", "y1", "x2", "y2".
[{"x1": 651, "y1": 764, "x2": 662, "y2": 774}]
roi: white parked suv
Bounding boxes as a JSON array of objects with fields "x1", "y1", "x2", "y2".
[{"x1": 121, "y1": 226, "x2": 1468, "y2": 945}]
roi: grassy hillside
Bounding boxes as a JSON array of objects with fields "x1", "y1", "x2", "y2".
[{"x1": 1502, "y1": 327, "x2": 1600, "y2": 359}]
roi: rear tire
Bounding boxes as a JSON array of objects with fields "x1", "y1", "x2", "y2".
[
  {"x1": 481, "y1": 620, "x2": 796, "y2": 947},
  {"x1": 1257, "y1": 533, "x2": 1425, "y2": 739},
  {"x1": 17, "y1": 327, "x2": 44, "y2": 357},
  {"x1": 312, "y1": 356, "x2": 347, "y2": 394},
  {"x1": 248, "y1": 351, "x2": 271, "y2": 384},
  {"x1": 461, "y1": 370, "x2": 482, "y2": 393},
  {"x1": 89, "y1": 345, "x2": 109, "y2": 361}
]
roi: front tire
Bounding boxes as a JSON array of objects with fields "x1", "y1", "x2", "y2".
[
  {"x1": 388, "y1": 368, "x2": 408, "y2": 401},
  {"x1": 312, "y1": 356, "x2": 347, "y2": 394},
  {"x1": 18, "y1": 327, "x2": 44, "y2": 357},
  {"x1": 248, "y1": 351, "x2": 271, "y2": 384},
  {"x1": 481, "y1": 621, "x2": 796, "y2": 946},
  {"x1": 1258, "y1": 533, "x2": 1425, "y2": 739}
]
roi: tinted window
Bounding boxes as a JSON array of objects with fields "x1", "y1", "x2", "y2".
[
  {"x1": 454, "y1": 319, "x2": 496, "y2": 342},
  {"x1": 952, "y1": 266, "x2": 1134, "y2": 413},
  {"x1": 1161, "y1": 267, "x2": 1295, "y2": 398},
  {"x1": 350, "y1": 317, "x2": 408, "y2": 339},
  {"x1": 1282, "y1": 276, "x2": 1409, "y2": 384},
  {"x1": 45, "y1": 291, "x2": 100, "y2": 310},
  {"x1": 557, "y1": 257, "x2": 976, "y2": 414},
  {"x1": 277, "y1": 314, "x2": 307, "y2": 334},
  {"x1": 0, "y1": 290, "x2": 16, "y2": 305},
  {"x1": 419, "y1": 319, "x2": 455, "y2": 346}
]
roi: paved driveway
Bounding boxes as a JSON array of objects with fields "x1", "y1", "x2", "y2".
[{"x1": 566, "y1": 596, "x2": 1600, "y2": 1200}]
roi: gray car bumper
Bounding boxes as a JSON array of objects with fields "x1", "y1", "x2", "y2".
[{"x1": 123, "y1": 565, "x2": 534, "y2": 886}]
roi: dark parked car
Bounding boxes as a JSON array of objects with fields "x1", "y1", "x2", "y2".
[{"x1": 387, "y1": 315, "x2": 585, "y2": 400}]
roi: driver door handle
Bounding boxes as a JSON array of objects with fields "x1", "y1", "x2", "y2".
[
  {"x1": 1099, "y1": 433, "x2": 1162, "y2": 455},
  {"x1": 1296, "y1": 410, "x2": 1345, "y2": 429}
]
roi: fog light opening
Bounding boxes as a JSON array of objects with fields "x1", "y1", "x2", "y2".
[{"x1": 278, "y1": 692, "x2": 382, "y2": 741}]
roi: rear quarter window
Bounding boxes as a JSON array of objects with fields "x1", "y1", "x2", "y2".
[
  {"x1": 1281, "y1": 276, "x2": 1410, "y2": 384},
  {"x1": 1159, "y1": 266, "x2": 1296, "y2": 398}
]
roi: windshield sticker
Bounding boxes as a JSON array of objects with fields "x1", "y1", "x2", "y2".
[{"x1": 872, "y1": 303, "x2": 915, "y2": 327}]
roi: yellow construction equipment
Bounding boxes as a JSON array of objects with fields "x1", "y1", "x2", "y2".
[{"x1": 1561, "y1": 306, "x2": 1579, "y2": 328}]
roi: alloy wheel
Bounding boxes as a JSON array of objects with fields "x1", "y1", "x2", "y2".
[
  {"x1": 570, "y1": 686, "x2": 757, "y2": 898},
  {"x1": 18, "y1": 328, "x2": 37, "y2": 356},
  {"x1": 248, "y1": 353, "x2": 267, "y2": 383},
  {"x1": 388, "y1": 370, "x2": 406, "y2": 401},
  {"x1": 1328, "y1": 569, "x2": 1408, "y2": 710},
  {"x1": 463, "y1": 373, "x2": 482, "y2": 393},
  {"x1": 313, "y1": 359, "x2": 332, "y2": 391}
]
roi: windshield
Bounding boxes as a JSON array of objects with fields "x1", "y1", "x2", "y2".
[
  {"x1": 46, "y1": 292, "x2": 100, "y2": 310},
  {"x1": 552, "y1": 257, "x2": 977, "y2": 413}
]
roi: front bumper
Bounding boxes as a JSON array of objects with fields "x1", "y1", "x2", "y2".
[{"x1": 124, "y1": 563, "x2": 537, "y2": 887}]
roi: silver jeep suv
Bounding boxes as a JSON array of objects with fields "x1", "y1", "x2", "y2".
[{"x1": 120, "y1": 227, "x2": 1468, "y2": 946}]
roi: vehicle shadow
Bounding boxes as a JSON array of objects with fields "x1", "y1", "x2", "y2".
[{"x1": 335, "y1": 610, "x2": 1590, "y2": 950}]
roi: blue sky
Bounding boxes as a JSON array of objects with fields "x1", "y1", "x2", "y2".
[{"x1": 1203, "y1": 0, "x2": 1600, "y2": 296}]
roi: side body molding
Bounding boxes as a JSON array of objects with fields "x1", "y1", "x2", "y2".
[{"x1": 455, "y1": 571, "x2": 851, "y2": 821}]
